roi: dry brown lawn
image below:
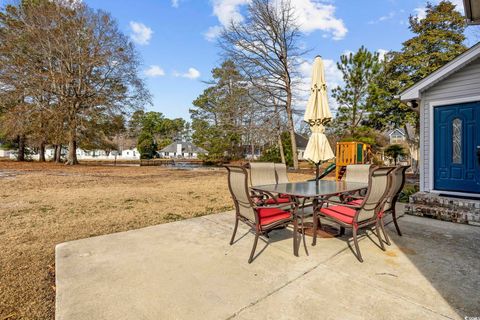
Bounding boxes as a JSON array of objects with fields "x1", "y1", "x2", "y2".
[{"x1": 0, "y1": 161, "x2": 311, "y2": 320}]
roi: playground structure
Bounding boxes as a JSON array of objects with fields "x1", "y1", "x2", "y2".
[
  {"x1": 311, "y1": 141, "x2": 371, "y2": 181},
  {"x1": 335, "y1": 141, "x2": 371, "y2": 180}
]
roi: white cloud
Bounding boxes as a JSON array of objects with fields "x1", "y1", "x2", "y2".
[
  {"x1": 414, "y1": 0, "x2": 464, "y2": 21},
  {"x1": 145, "y1": 65, "x2": 165, "y2": 77},
  {"x1": 377, "y1": 49, "x2": 389, "y2": 61},
  {"x1": 290, "y1": 0, "x2": 347, "y2": 40},
  {"x1": 295, "y1": 57, "x2": 343, "y2": 114},
  {"x1": 368, "y1": 11, "x2": 395, "y2": 24},
  {"x1": 205, "y1": 0, "x2": 347, "y2": 41},
  {"x1": 204, "y1": 25, "x2": 223, "y2": 42},
  {"x1": 211, "y1": 0, "x2": 249, "y2": 26},
  {"x1": 413, "y1": 7, "x2": 427, "y2": 20},
  {"x1": 129, "y1": 21, "x2": 153, "y2": 45},
  {"x1": 171, "y1": 0, "x2": 180, "y2": 7},
  {"x1": 450, "y1": 0, "x2": 464, "y2": 11},
  {"x1": 174, "y1": 67, "x2": 201, "y2": 79}
]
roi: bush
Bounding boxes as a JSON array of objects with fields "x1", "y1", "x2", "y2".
[
  {"x1": 398, "y1": 184, "x2": 419, "y2": 203},
  {"x1": 137, "y1": 132, "x2": 157, "y2": 159},
  {"x1": 258, "y1": 132, "x2": 293, "y2": 166},
  {"x1": 259, "y1": 145, "x2": 281, "y2": 163}
]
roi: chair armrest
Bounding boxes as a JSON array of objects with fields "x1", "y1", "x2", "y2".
[
  {"x1": 347, "y1": 195, "x2": 364, "y2": 200},
  {"x1": 255, "y1": 202, "x2": 297, "y2": 210},
  {"x1": 322, "y1": 198, "x2": 362, "y2": 209}
]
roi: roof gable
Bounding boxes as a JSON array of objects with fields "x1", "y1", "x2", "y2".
[
  {"x1": 295, "y1": 133, "x2": 309, "y2": 149},
  {"x1": 399, "y1": 42, "x2": 480, "y2": 101},
  {"x1": 388, "y1": 128, "x2": 405, "y2": 137}
]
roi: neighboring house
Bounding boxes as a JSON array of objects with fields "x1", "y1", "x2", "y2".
[
  {"x1": 399, "y1": 42, "x2": 480, "y2": 224},
  {"x1": 382, "y1": 127, "x2": 411, "y2": 166},
  {"x1": 243, "y1": 145, "x2": 262, "y2": 160},
  {"x1": 36, "y1": 147, "x2": 140, "y2": 161},
  {"x1": 295, "y1": 133, "x2": 309, "y2": 161},
  {"x1": 76, "y1": 148, "x2": 140, "y2": 160},
  {"x1": 387, "y1": 128, "x2": 406, "y2": 145},
  {"x1": 0, "y1": 149, "x2": 13, "y2": 158},
  {"x1": 242, "y1": 133, "x2": 309, "y2": 161},
  {"x1": 159, "y1": 141, "x2": 207, "y2": 159},
  {"x1": 0, "y1": 142, "x2": 11, "y2": 158}
]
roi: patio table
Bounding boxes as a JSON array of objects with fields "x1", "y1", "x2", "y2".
[{"x1": 251, "y1": 180, "x2": 368, "y2": 256}]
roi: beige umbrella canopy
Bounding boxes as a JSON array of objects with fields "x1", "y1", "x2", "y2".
[
  {"x1": 303, "y1": 56, "x2": 334, "y2": 177},
  {"x1": 304, "y1": 124, "x2": 334, "y2": 164},
  {"x1": 303, "y1": 56, "x2": 332, "y2": 126}
]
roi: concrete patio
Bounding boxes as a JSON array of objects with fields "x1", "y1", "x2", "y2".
[{"x1": 56, "y1": 207, "x2": 480, "y2": 320}]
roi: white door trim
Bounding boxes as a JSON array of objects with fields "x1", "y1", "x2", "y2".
[{"x1": 429, "y1": 96, "x2": 480, "y2": 198}]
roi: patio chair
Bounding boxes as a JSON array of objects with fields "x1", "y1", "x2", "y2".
[
  {"x1": 344, "y1": 164, "x2": 371, "y2": 197},
  {"x1": 383, "y1": 165, "x2": 410, "y2": 238},
  {"x1": 248, "y1": 162, "x2": 290, "y2": 205},
  {"x1": 249, "y1": 162, "x2": 276, "y2": 186},
  {"x1": 344, "y1": 164, "x2": 372, "y2": 183},
  {"x1": 347, "y1": 165, "x2": 410, "y2": 240},
  {"x1": 313, "y1": 166, "x2": 395, "y2": 262},
  {"x1": 274, "y1": 163, "x2": 289, "y2": 184},
  {"x1": 225, "y1": 165, "x2": 296, "y2": 263}
]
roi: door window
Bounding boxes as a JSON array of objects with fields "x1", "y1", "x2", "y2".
[{"x1": 452, "y1": 118, "x2": 462, "y2": 164}]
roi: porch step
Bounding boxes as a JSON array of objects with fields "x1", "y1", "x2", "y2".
[{"x1": 406, "y1": 192, "x2": 480, "y2": 226}]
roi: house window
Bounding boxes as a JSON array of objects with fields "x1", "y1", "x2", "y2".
[
  {"x1": 390, "y1": 134, "x2": 404, "y2": 144},
  {"x1": 452, "y1": 118, "x2": 462, "y2": 164}
]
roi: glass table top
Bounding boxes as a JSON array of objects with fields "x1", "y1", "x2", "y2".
[{"x1": 251, "y1": 180, "x2": 368, "y2": 198}]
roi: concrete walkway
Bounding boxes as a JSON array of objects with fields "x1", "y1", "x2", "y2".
[{"x1": 56, "y1": 210, "x2": 480, "y2": 320}]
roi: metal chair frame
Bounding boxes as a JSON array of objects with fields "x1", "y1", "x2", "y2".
[
  {"x1": 313, "y1": 166, "x2": 395, "y2": 262},
  {"x1": 225, "y1": 165, "x2": 297, "y2": 263}
]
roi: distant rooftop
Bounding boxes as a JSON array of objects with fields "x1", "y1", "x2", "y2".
[{"x1": 159, "y1": 141, "x2": 207, "y2": 154}]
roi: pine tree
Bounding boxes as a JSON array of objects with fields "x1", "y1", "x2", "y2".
[
  {"x1": 369, "y1": 1, "x2": 467, "y2": 172},
  {"x1": 331, "y1": 46, "x2": 382, "y2": 138}
]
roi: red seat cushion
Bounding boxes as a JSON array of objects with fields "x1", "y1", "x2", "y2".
[
  {"x1": 264, "y1": 197, "x2": 291, "y2": 204},
  {"x1": 320, "y1": 205, "x2": 356, "y2": 224},
  {"x1": 257, "y1": 207, "x2": 291, "y2": 226},
  {"x1": 347, "y1": 199, "x2": 363, "y2": 205}
]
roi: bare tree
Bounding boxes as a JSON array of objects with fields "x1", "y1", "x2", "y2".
[
  {"x1": 219, "y1": 0, "x2": 303, "y2": 168},
  {"x1": 0, "y1": 0, "x2": 150, "y2": 164}
]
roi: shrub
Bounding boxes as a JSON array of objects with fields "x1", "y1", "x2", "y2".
[{"x1": 398, "y1": 184, "x2": 419, "y2": 203}]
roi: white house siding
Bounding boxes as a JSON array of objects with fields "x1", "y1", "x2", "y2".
[{"x1": 420, "y1": 56, "x2": 480, "y2": 192}]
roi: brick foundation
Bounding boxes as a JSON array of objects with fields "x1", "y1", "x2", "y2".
[{"x1": 406, "y1": 192, "x2": 480, "y2": 226}]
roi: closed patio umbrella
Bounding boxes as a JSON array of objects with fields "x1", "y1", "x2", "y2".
[{"x1": 303, "y1": 56, "x2": 334, "y2": 184}]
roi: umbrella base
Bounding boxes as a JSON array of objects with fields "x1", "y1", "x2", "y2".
[{"x1": 299, "y1": 222, "x2": 342, "y2": 238}]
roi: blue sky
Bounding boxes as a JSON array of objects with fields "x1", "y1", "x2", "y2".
[{"x1": 84, "y1": 0, "x2": 476, "y2": 120}]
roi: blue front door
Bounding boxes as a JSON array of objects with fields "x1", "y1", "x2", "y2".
[{"x1": 434, "y1": 101, "x2": 480, "y2": 194}]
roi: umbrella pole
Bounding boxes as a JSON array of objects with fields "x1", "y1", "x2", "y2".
[{"x1": 315, "y1": 162, "x2": 320, "y2": 186}]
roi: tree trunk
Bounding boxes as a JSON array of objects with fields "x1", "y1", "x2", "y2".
[
  {"x1": 403, "y1": 124, "x2": 419, "y2": 174},
  {"x1": 55, "y1": 145, "x2": 62, "y2": 163},
  {"x1": 17, "y1": 135, "x2": 26, "y2": 162},
  {"x1": 53, "y1": 144, "x2": 58, "y2": 162},
  {"x1": 275, "y1": 104, "x2": 286, "y2": 164},
  {"x1": 278, "y1": 133, "x2": 285, "y2": 164},
  {"x1": 53, "y1": 144, "x2": 62, "y2": 163},
  {"x1": 285, "y1": 90, "x2": 298, "y2": 169},
  {"x1": 39, "y1": 142, "x2": 46, "y2": 162},
  {"x1": 66, "y1": 124, "x2": 78, "y2": 165}
]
